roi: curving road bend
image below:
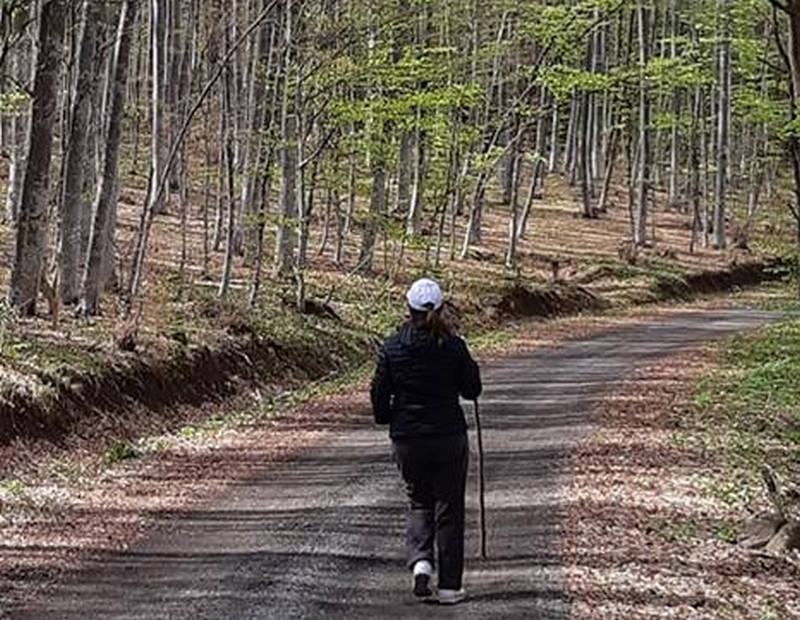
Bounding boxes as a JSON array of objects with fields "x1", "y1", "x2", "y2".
[{"x1": 13, "y1": 309, "x2": 778, "y2": 620}]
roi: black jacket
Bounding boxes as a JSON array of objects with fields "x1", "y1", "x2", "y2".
[{"x1": 370, "y1": 324, "x2": 482, "y2": 439}]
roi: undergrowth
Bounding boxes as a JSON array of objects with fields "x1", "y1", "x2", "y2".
[{"x1": 692, "y1": 318, "x2": 800, "y2": 479}]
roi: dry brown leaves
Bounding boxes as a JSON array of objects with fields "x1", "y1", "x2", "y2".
[
  {"x1": 0, "y1": 383, "x2": 371, "y2": 608},
  {"x1": 559, "y1": 346, "x2": 800, "y2": 620}
]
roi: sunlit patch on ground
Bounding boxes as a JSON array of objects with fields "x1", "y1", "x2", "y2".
[{"x1": 560, "y1": 347, "x2": 800, "y2": 619}]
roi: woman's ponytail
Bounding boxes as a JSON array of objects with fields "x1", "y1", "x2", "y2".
[{"x1": 425, "y1": 307, "x2": 452, "y2": 346}]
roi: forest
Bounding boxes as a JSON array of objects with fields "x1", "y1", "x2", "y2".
[
  {"x1": 1, "y1": 1, "x2": 800, "y2": 618},
  {"x1": 0, "y1": 0, "x2": 798, "y2": 325}
]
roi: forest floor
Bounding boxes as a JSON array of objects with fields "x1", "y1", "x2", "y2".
[
  {"x1": 1, "y1": 160, "x2": 797, "y2": 616},
  {"x1": 0, "y1": 167, "x2": 784, "y2": 451},
  {"x1": 4, "y1": 301, "x2": 798, "y2": 619},
  {"x1": 561, "y1": 323, "x2": 800, "y2": 619}
]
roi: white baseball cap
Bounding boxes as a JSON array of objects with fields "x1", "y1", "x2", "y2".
[{"x1": 406, "y1": 278, "x2": 443, "y2": 311}]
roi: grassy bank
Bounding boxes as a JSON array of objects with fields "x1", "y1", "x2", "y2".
[{"x1": 690, "y1": 307, "x2": 800, "y2": 511}]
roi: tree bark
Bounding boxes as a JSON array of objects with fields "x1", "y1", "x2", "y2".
[
  {"x1": 668, "y1": 0, "x2": 681, "y2": 208},
  {"x1": 406, "y1": 125, "x2": 425, "y2": 235},
  {"x1": 357, "y1": 157, "x2": 386, "y2": 273},
  {"x1": 4, "y1": 6, "x2": 31, "y2": 225},
  {"x1": 274, "y1": 110, "x2": 299, "y2": 277},
  {"x1": 80, "y1": 0, "x2": 139, "y2": 315},
  {"x1": 241, "y1": 1, "x2": 274, "y2": 263},
  {"x1": 714, "y1": 0, "x2": 731, "y2": 250},
  {"x1": 7, "y1": 0, "x2": 66, "y2": 316},
  {"x1": 219, "y1": 14, "x2": 237, "y2": 299},
  {"x1": 689, "y1": 79, "x2": 704, "y2": 254},
  {"x1": 518, "y1": 99, "x2": 548, "y2": 239},
  {"x1": 58, "y1": 0, "x2": 99, "y2": 305},
  {"x1": 597, "y1": 128, "x2": 620, "y2": 214},
  {"x1": 579, "y1": 82, "x2": 594, "y2": 218},
  {"x1": 273, "y1": 0, "x2": 297, "y2": 277},
  {"x1": 397, "y1": 131, "x2": 413, "y2": 218},
  {"x1": 151, "y1": 0, "x2": 167, "y2": 214},
  {"x1": 634, "y1": 3, "x2": 650, "y2": 247}
]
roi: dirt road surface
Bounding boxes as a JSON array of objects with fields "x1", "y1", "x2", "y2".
[{"x1": 12, "y1": 309, "x2": 778, "y2": 620}]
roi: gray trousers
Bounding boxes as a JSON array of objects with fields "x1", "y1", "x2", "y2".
[{"x1": 392, "y1": 433, "x2": 468, "y2": 590}]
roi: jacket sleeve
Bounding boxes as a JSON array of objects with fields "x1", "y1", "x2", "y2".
[
  {"x1": 370, "y1": 345, "x2": 393, "y2": 425},
  {"x1": 456, "y1": 338, "x2": 482, "y2": 400}
]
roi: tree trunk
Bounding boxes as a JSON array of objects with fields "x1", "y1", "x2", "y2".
[
  {"x1": 784, "y1": 2, "x2": 800, "y2": 297},
  {"x1": 357, "y1": 158, "x2": 386, "y2": 273},
  {"x1": 518, "y1": 102, "x2": 548, "y2": 239},
  {"x1": 151, "y1": 0, "x2": 167, "y2": 214},
  {"x1": 273, "y1": 0, "x2": 297, "y2": 277},
  {"x1": 460, "y1": 171, "x2": 487, "y2": 258},
  {"x1": 397, "y1": 131, "x2": 413, "y2": 217},
  {"x1": 166, "y1": 0, "x2": 184, "y2": 192},
  {"x1": 668, "y1": 0, "x2": 681, "y2": 208},
  {"x1": 564, "y1": 91, "x2": 578, "y2": 176},
  {"x1": 548, "y1": 101, "x2": 560, "y2": 174},
  {"x1": 241, "y1": 2, "x2": 274, "y2": 263},
  {"x1": 80, "y1": 0, "x2": 139, "y2": 315},
  {"x1": 788, "y1": 2, "x2": 800, "y2": 98},
  {"x1": 579, "y1": 87, "x2": 594, "y2": 219},
  {"x1": 4, "y1": 7, "x2": 31, "y2": 225},
  {"x1": 634, "y1": 3, "x2": 650, "y2": 247},
  {"x1": 274, "y1": 112, "x2": 298, "y2": 277},
  {"x1": 597, "y1": 128, "x2": 620, "y2": 214},
  {"x1": 249, "y1": 147, "x2": 275, "y2": 306},
  {"x1": 7, "y1": 0, "x2": 66, "y2": 316},
  {"x1": 406, "y1": 126, "x2": 425, "y2": 235},
  {"x1": 58, "y1": 0, "x2": 99, "y2": 305},
  {"x1": 219, "y1": 19, "x2": 237, "y2": 298},
  {"x1": 713, "y1": 0, "x2": 730, "y2": 250},
  {"x1": 506, "y1": 151, "x2": 521, "y2": 268},
  {"x1": 689, "y1": 81, "x2": 703, "y2": 254}
]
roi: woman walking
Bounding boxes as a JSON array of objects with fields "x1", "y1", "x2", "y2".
[{"x1": 371, "y1": 278, "x2": 482, "y2": 605}]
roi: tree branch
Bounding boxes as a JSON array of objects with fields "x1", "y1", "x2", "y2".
[{"x1": 300, "y1": 126, "x2": 339, "y2": 170}]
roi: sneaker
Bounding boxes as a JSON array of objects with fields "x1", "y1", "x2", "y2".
[
  {"x1": 412, "y1": 560, "x2": 433, "y2": 598},
  {"x1": 438, "y1": 588, "x2": 466, "y2": 605}
]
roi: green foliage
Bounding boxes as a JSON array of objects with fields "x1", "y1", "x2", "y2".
[
  {"x1": 646, "y1": 56, "x2": 707, "y2": 93},
  {"x1": 649, "y1": 272, "x2": 691, "y2": 300},
  {"x1": 0, "y1": 479, "x2": 27, "y2": 500},
  {"x1": 781, "y1": 114, "x2": 800, "y2": 141},
  {"x1": 692, "y1": 320, "x2": 800, "y2": 476},
  {"x1": 733, "y1": 85, "x2": 784, "y2": 128},
  {"x1": 712, "y1": 522, "x2": 739, "y2": 543},
  {"x1": 722, "y1": 322, "x2": 800, "y2": 413},
  {"x1": 0, "y1": 86, "x2": 29, "y2": 115},
  {"x1": 538, "y1": 64, "x2": 614, "y2": 100},
  {"x1": 657, "y1": 520, "x2": 699, "y2": 544},
  {"x1": 103, "y1": 440, "x2": 142, "y2": 465}
]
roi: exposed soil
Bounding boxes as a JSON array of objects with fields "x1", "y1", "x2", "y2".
[
  {"x1": 0, "y1": 318, "x2": 373, "y2": 448},
  {"x1": 647, "y1": 260, "x2": 783, "y2": 302},
  {"x1": 489, "y1": 283, "x2": 609, "y2": 320}
]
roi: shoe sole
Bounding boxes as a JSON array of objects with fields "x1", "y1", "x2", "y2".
[{"x1": 413, "y1": 574, "x2": 432, "y2": 598}]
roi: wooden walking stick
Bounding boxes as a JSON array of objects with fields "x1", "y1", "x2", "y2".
[{"x1": 473, "y1": 399, "x2": 487, "y2": 560}]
